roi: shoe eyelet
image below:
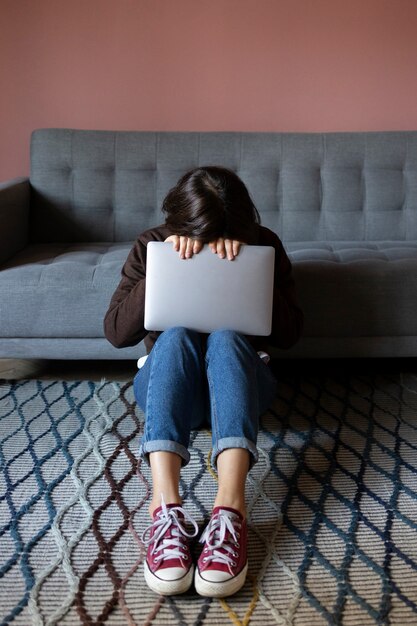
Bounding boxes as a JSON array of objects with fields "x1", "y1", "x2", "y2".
[
  {"x1": 153, "y1": 558, "x2": 158, "y2": 563},
  {"x1": 233, "y1": 552, "x2": 238, "y2": 557},
  {"x1": 236, "y1": 532, "x2": 240, "y2": 538},
  {"x1": 183, "y1": 555, "x2": 188, "y2": 560},
  {"x1": 231, "y1": 561, "x2": 236, "y2": 567},
  {"x1": 235, "y1": 542, "x2": 240, "y2": 548},
  {"x1": 203, "y1": 557, "x2": 207, "y2": 562},
  {"x1": 204, "y1": 549, "x2": 208, "y2": 553}
]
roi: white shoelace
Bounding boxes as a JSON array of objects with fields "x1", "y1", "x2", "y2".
[
  {"x1": 199, "y1": 511, "x2": 241, "y2": 568},
  {"x1": 141, "y1": 496, "x2": 199, "y2": 563}
]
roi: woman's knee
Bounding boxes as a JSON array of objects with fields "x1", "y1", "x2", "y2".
[
  {"x1": 156, "y1": 326, "x2": 200, "y2": 347},
  {"x1": 206, "y1": 329, "x2": 251, "y2": 357},
  {"x1": 153, "y1": 326, "x2": 203, "y2": 359}
]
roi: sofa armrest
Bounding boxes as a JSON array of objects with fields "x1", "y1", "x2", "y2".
[{"x1": 0, "y1": 177, "x2": 30, "y2": 265}]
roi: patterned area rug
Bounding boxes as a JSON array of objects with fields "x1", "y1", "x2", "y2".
[{"x1": 1, "y1": 368, "x2": 417, "y2": 625}]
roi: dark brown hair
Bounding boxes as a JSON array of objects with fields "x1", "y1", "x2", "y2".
[{"x1": 162, "y1": 166, "x2": 261, "y2": 243}]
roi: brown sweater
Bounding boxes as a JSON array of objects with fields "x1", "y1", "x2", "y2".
[{"x1": 104, "y1": 224, "x2": 304, "y2": 354}]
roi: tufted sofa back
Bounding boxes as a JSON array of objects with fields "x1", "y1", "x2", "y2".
[{"x1": 30, "y1": 128, "x2": 417, "y2": 243}]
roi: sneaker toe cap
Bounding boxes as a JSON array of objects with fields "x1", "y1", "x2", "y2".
[
  {"x1": 156, "y1": 566, "x2": 189, "y2": 581},
  {"x1": 200, "y1": 569, "x2": 233, "y2": 582}
]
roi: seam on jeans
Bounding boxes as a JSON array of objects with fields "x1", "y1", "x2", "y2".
[
  {"x1": 213, "y1": 437, "x2": 258, "y2": 459},
  {"x1": 205, "y1": 360, "x2": 219, "y2": 450},
  {"x1": 140, "y1": 439, "x2": 190, "y2": 466},
  {"x1": 145, "y1": 338, "x2": 160, "y2": 442},
  {"x1": 211, "y1": 437, "x2": 258, "y2": 472}
]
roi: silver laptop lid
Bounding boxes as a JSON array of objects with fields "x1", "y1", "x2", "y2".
[{"x1": 144, "y1": 242, "x2": 275, "y2": 336}]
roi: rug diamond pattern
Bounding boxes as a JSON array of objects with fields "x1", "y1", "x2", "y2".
[{"x1": 1, "y1": 370, "x2": 417, "y2": 625}]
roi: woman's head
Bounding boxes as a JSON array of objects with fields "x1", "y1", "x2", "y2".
[{"x1": 162, "y1": 166, "x2": 260, "y2": 243}]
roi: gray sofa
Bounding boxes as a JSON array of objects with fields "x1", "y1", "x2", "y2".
[{"x1": 1, "y1": 128, "x2": 417, "y2": 361}]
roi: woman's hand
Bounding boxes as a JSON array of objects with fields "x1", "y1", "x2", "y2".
[
  {"x1": 165, "y1": 235, "x2": 242, "y2": 260},
  {"x1": 165, "y1": 235, "x2": 203, "y2": 259},
  {"x1": 209, "y1": 238, "x2": 242, "y2": 261}
]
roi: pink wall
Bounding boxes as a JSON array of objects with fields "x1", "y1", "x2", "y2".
[{"x1": 2, "y1": 0, "x2": 417, "y2": 179}]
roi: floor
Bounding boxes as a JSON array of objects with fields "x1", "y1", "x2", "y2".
[
  {"x1": 3, "y1": 357, "x2": 417, "y2": 625},
  {"x1": 2, "y1": 356, "x2": 417, "y2": 382},
  {"x1": 0, "y1": 358, "x2": 138, "y2": 382}
]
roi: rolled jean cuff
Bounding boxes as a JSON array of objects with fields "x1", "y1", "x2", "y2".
[
  {"x1": 139, "y1": 439, "x2": 191, "y2": 467},
  {"x1": 211, "y1": 437, "x2": 258, "y2": 472}
]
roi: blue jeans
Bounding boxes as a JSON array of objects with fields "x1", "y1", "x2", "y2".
[{"x1": 133, "y1": 327, "x2": 277, "y2": 471}]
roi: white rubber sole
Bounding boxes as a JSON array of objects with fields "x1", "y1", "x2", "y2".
[
  {"x1": 194, "y1": 562, "x2": 248, "y2": 597},
  {"x1": 144, "y1": 561, "x2": 194, "y2": 596}
]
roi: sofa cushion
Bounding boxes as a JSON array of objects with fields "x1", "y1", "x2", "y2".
[
  {"x1": 0, "y1": 243, "x2": 131, "y2": 338},
  {"x1": 1, "y1": 241, "x2": 417, "y2": 341},
  {"x1": 287, "y1": 241, "x2": 417, "y2": 338},
  {"x1": 286, "y1": 240, "x2": 417, "y2": 261}
]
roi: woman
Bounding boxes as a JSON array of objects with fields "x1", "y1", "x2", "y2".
[{"x1": 104, "y1": 166, "x2": 303, "y2": 598}]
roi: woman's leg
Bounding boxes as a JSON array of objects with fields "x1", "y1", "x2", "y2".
[
  {"x1": 204, "y1": 329, "x2": 277, "y2": 511},
  {"x1": 133, "y1": 326, "x2": 207, "y2": 513},
  {"x1": 135, "y1": 327, "x2": 207, "y2": 595},
  {"x1": 148, "y1": 451, "x2": 182, "y2": 515},
  {"x1": 214, "y1": 448, "x2": 250, "y2": 516},
  {"x1": 194, "y1": 331, "x2": 277, "y2": 597}
]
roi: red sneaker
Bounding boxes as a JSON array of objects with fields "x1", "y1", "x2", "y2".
[
  {"x1": 195, "y1": 506, "x2": 248, "y2": 597},
  {"x1": 141, "y1": 498, "x2": 198, "y2": 595}
]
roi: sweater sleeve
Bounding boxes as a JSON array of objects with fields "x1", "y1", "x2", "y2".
[
  {"x1": 103, "y1": 237, "x2": 148, "y2": 348},
  {"x1": 267, "y1": 231, "x2": 304, "y2": 349}
]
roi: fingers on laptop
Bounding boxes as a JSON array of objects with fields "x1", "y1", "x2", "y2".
[
  {"x1": 184, "y1": 238, "x2": 203, "y2": 258},
  {"x1": 164, "y1": 235, "x2": 180, "y2": 250},
  {"x1": 165, "y1": 236, "x2": 241, "y2": 260},
  {"x1": 164, "y1": 235, "x2": 203, "y2": 259},
  {"x1": 209, "y1": 238, "x2": 241, "y2": 260}
]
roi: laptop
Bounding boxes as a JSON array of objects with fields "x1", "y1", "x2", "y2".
[{"x1": 144, "y1": 242, "x2": 275, "y2": 335}]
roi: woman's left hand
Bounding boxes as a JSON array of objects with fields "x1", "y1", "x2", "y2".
[
  {"x1": 209, "y1": 238, "x2": 242, "y2": 261},
  {"x1": 165, "y1": 235, "x2": 203, "y2": 259}
]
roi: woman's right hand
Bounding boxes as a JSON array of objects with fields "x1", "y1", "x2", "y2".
[
  {"x1": 165, "y1": 235, "x2": 203, "y2": 259},
  {"x1": 209, "y1": 237, "x2": 242, "y2": 261}
]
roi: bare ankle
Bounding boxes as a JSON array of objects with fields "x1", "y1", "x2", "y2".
[
  {"x1": 149, "y1": 495, "x2": 182, "y2": 518},
  {"x1": 213, "y1": 495, "x2": 246, "y2": 519},
  {"x1": 149, "y1": 451, "x2": 182, "y2": 518}
]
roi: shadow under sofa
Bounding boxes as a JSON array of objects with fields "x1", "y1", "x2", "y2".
[{"x1": 1, "y1": 129, "x2": 417, "y2": 361}]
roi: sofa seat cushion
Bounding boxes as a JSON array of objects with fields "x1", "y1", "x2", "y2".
[
  {"x1": 287, "y1": 241, "x2": 417, "y2": 338},
  {"x1": 0, "y1": 243, "x2": 131, "y2": 338},
  {"x1": 286, "y1": 241, "x2": 417, "y2": 263},
  {"x1": 1, "y1": 240, "x2": 417, "y2": 341}
]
